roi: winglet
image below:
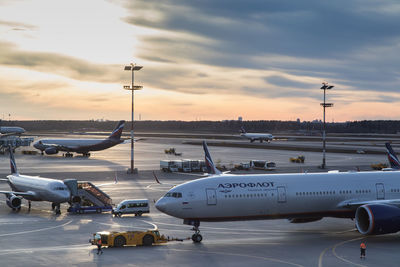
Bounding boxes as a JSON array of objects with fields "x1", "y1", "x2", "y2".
[
  {"x1": 8, "y1": 146, "x2": 18, "y2": 175},
  {"x1": 239, "y1": 126, "x2": 246, "y2": 134},
  {"x1": 203, "y1": 141, "x2": 221, "y2": 175},
  {"x1": 108, "y1": 120, "x2": 125, "y2": 140},
  {"x1": 385, "y1": 142, "x2": 400, "y2": 169}
]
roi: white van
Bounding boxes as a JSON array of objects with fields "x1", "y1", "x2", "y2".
[{"x1": 112, "y1": 199, "x2": 150, "y2": 217}]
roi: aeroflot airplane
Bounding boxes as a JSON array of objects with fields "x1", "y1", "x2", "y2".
[
  {"x1": 239, "y1": 127, "x2": 274, "y2": 143},
  {"x1": 156, "y1": 141, "x2": 400, "y2": 243},
  {"x1": 33, "y1": 120, "x2": 125, "y2": 157},
  {"x1": 0, "y1": 148, "x2": 70, "y2": 214}
]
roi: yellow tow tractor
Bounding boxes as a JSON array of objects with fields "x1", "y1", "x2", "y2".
[{"x1": 90, "y1": 229, "x2": 183, "y2": 247}]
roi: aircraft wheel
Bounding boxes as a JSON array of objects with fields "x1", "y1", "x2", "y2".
[
  {"x1": 118, "y1": 212, "x2": 122, "y2": 217},
  {"x1": 51, "y1": 203, "x2": 56, "y2": 210},
  {"x1": 192, "y1": 234, "x2": 202, "y2": 243}
]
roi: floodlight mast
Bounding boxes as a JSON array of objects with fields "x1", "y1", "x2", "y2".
[
  {"x1": 124, "y1": 63, "x2": 143, "y2": 174},
  {"x1": 320, "y1": 82, "x2": 334, "y2": 169}
]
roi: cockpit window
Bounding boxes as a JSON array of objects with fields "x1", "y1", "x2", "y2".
[{"x1": 164, "y1": 192, "x2": 182, "y2": 198}]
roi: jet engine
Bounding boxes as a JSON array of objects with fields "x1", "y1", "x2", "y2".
[
  {"x1": 355, "y1": 204, "x2": 400, "y2": 235},
  {"x1": 6, "y1": 194, "x2": 22, "y2": 210},
  {"x1": 44, "y1": 147, "x2": 58, "y2": 155},
  {"x1": 288, "y1": 217, "x2": 322, "y2": 223}
]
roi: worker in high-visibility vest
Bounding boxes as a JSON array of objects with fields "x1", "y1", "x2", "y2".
[
  {"x1": 360, "y1": 242, "x2": 366, "y2": 258},
  {"x1": 96, "y1": 238, "x2": 103, "y2": 255}
]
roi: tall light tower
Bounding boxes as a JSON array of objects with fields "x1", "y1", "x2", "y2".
[
  {"x1": 320, "y1": 82, "x2": 334, "y2": 169},
  {"x1": 124, "y1": 63, "x2": 143, "y2": 174}
]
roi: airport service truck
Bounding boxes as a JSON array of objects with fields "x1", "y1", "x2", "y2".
[
  {"x1": 160, "y1": 160, "x2": 181, "y2": 172},
  {"x1": 250, "y1": 160, "x2": 276, "y2": 171}
]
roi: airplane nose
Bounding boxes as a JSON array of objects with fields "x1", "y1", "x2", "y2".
[{"x1": 155, "y1": 199, "x2": 167, "y2": 213}]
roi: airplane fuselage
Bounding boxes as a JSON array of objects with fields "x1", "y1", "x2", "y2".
[
  {"x1": 240, "y1": 133, "x2": 273, "y2": 142},
  {"x1": 7, "y1": 174, "x2": 70, "y2": 203},
  {"x1": 34, "y1": 138, "x2": 123, "y2": 153},
  {"x1": 156, "y1": 171, "x2": 398, "y2": 222}
]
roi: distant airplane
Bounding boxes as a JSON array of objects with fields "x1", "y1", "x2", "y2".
[
  {"x1": 33, "y1": 120, "x2": 125, "y2": 157},
  {"x1": 0, "y1": 148, "x2": 70, "y2": 214},
  {"x1": 239, "y1": 126, "x2": 274, "y2": 143},
  {"x1": 156, "y1": 141, "x2": 400, "y2": 243},
  {"x1": 0, "y1": 126, "x2": 25, "y2": 135},
  {"x1": 385, "y1": 142, "x2": 400, "y2": 170}
]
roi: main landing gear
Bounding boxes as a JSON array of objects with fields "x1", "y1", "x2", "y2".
[
  {"x1": 64, "y1": 152, "x2": 73, "y2": 158},
  {"x1": 51, "y1": 203, "x2": 61, "y2": 214},
  {"x1": 185, "y1": 219, "x2": 202, "y2": 243}
]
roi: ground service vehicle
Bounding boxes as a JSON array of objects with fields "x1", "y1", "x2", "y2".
[
  {"x1": 250, "y1": 160, "x2": 276, "y2": 170},
  {"x1": 160, "y1": 160, "x2": 180, "y2": 172},
  {"x1": 290, "y1": 155, "x2": 305, "y2": 163},
  {"x1": 90, "y1": 230, "x2": 167, "y2": 247},
  {"x1": 112, "y1": 199, "x2": 149, "y2": 217}
]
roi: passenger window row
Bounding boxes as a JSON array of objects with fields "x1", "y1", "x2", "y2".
[{"x1": 224, "y1": 193, "x2": 272, "y2": 199}]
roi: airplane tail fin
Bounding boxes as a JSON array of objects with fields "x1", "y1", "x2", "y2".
[
  {"x1": 385, "y1": 142, "x2": 400, "y2": 169},
  {"x1": 8, "y1": 146, "x2": 18, "y2": 175},
  {"x1": 239, "y1": 126, "x2": 246, "y2": 134},
  {"x1": 108, "y1": 120, "x2": 125, "y2": 140},
  {"x1": 203, "y1": 141, "x2": 221, "y2": 175}
]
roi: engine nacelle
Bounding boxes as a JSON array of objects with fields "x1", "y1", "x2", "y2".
[
  {"x1": 288, "y1": 217, "x2": 322, "y2": 223},
  {"x1": 45, "y1": 147, "x2": 58, "y2": 155},
  {"x1": 6, "y1": 194, "x2": 22, "y2": 209},
  {"x1": 355, "y1": 204, "x2": 400, "y2": 235}
]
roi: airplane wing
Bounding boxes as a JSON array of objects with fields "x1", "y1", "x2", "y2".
[
  {"x1": 337, "y1": 199, "x2": 400, "y2": 209},
  {"x1": 0, "y1": 190, "x2": 36, "y2": 197}
]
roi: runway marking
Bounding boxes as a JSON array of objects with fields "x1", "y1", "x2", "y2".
[
  {"x1": 0, "y1": 244, "x2": 91, "y2": 256},
  {"x1": 0, "y1": 219, "x2": 73, "y2": 237},
  {"x1": 318, "y1": 236, "x2": 366, "y2": 267},
  {"x1": 168, "y1": 248, "x2": 305, "y2": 267}
]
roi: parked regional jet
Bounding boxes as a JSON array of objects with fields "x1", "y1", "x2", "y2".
[
  {"x1": 156, "y1": 141, "x2": 400, "y2": 243},
  {"x1": 33, "y1": 120, "x2": 125, "y2": 157},
  {"x1": 0, "y1": 148, "x2": 70, "y2": 214},
  {"x1": 239, "y1": 127, "x2": 274, "y2": 143}
]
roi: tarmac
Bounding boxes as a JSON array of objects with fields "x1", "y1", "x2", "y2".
[{"x1": 0, "y1": 135, "x2": 399, "y2": 266}]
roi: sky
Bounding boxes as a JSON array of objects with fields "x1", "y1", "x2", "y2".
[{"x1": 0, "y1": 0, "x2": 399, "y2": 122}]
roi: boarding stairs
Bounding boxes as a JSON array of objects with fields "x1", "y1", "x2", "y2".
[{"x1": 76, "y1": 181, "x2": 112, "y2": 207}]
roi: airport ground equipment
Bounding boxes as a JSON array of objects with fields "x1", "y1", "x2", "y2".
[
  {"x1": 64, "y1": 179, "x2": 113, "y2": 214},
  {"x1": 234, "y1": 162, "x2": 251, "y2": 171},
  {"x1": 290, "y1": 155, "x2": 305, "y2": 163},
  {"x1": 371, "y1": 163, "x2": 388, "y2": 170},
  {"x1": 250, "y1": 160, "x2": 276, "y2": 170},
  {"x1": 112, "y1": 199, "x2": 149, "y2": 217},
  {"x1": 160, "y1": 160, "x2": 180, "y2": 172},
  {"x1": 90, "y1": 230, "x2": 168, "y2": 247},
  {"x1": 164, "y1": 147, "x2": 182, "y2": 156}
]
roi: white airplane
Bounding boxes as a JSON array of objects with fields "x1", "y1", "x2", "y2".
[
  {"x1": 33, "y1": 120, "x2": 125, "y2": 157},
  {"x1": 156, "y1": 141, "x2": 400, "y2": 243},
  {"x1": 239, "y1": 127, "x2": 274, "y2": 143},
  {"x1": 0, "y1": 126, "x2": 25, "y2": 135},
  {"x1": 0, "y1": 148, "x2": 70, "y2": 214}
]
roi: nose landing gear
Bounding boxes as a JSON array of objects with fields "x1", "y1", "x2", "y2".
[{"x1": 185, "y1": 219, "x2": 202, "y2": 243}]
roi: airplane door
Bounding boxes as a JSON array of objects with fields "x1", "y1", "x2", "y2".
[
  {"x1": 277, "y1": 186, "x2": 287, "y2": 203},
  {"x1": 376, "y1": 183, "x2": 385, "y2": 200},
  {"x1": 206, "y1": 189, "x2": 217, "y2": 205}
]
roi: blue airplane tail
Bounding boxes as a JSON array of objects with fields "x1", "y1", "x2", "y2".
[
  {"x1": 385, "y1": 142, "x2": 400, "y2": 169},
  {"x1": 108, "y1": 120, "x2": 125, "y2": 140},
  {"x1": 8, "y1": 146, "x2": 18, "y2": 175},
  {"x1": 203, "y1": 141, "x2": 221, "y2": 175}
]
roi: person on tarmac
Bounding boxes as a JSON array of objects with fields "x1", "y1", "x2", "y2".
[
  {"x1": 97, "y1": 239, "x2": 103, "y2": 255},
  {"x1": 360, "y1": 242, "x2": 366, "y2": 259}
]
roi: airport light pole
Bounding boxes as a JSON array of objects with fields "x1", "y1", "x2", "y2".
[
  {"x1": 320, "y1": 82, "x2": 334, "y2": 169},
  {"x1": 124, "y1": 63, "x2": 143, "y2": 174}
]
